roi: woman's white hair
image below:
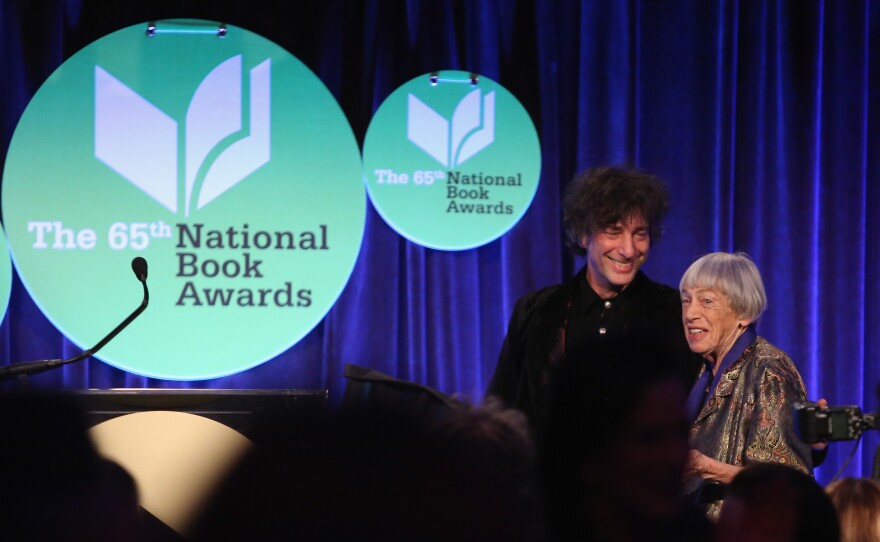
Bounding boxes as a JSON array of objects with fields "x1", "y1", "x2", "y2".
[{"x1": 679, "y1": 252, "x2": 767, "y2": 323}]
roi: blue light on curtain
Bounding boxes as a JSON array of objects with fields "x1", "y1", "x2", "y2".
[{"x1": 1, "y1": 0, "x2": 878, "y2": 483}]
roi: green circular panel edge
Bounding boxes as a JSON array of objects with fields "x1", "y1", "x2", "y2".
[
  {"x1": 363, "y1": 70, "x2": 541, "y2": 251},
  {"x1": 2, "y1": 20, "x2": 365, "y2": 380}
]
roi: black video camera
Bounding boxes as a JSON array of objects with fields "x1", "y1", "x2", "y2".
[{"x1": 793, "y1": 401, "x2": 879, "y2": 443}]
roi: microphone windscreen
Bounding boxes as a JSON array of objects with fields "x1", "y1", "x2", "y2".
[{"x1": 131, "y1": 257, "x2": 148, "y2": 281}]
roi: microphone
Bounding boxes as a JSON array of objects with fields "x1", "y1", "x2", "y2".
[
  {"x1": 0, "y1": 257, "x2": 150, "y2": 381},
  {"x1": 132, "y1": 256, "x2": 147, "y2": 282}
]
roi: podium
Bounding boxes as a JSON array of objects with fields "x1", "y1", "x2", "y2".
[
  {"x1": 79, "y1": 388, "x2": 328, "y2": 440},
  {"x1": 81, "y1": 389, "x2": 327, "y2": 536}
]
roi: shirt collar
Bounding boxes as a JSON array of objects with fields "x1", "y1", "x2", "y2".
[
  {"x1": 706, "y1": 325, "x2": 757, "y2": 396},
  {"x1": 573, "y1": 268, "x2": 649, "y2": 315},
  {"x1": 718, "y1": 324, "x2": 757, "y2": 374}
]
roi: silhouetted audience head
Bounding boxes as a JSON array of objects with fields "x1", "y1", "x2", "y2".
[
  {"x1": 540, "y1": 337, "x2": 710, "y2": 541},
  {"x1": 190, "y1": 400, "x2": 538, "y2": 541},
  {"x1": 715, "y1": 463, "x2": 839, "y2": 542},
  {"x1": 825, "y1": 477, "x2": 880, "y2": 542},
  {"x1": 428, "y1": 396, "x2": 540, "y2": 538},
  {"x1": 429, "y1": 396, "x2": 535, "y2": 501},
  {"x1": 0, "y1": 391, "x2": 140, "y2": 541}
]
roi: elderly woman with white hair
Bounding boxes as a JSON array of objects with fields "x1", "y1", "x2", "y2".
[{"x1": 680, "y1": 252, "x2": 812, "y2": 520}]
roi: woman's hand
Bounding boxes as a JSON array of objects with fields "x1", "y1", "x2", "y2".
[
  {"x1": 685, "y1": 449, "x2": 742, "y2": 484},
  {"x1": 811, "y1": 398, "x2": 829, "y2": 452},
  {"x1": 684, "y1": 450, "x2": 710, "y2": 478}
]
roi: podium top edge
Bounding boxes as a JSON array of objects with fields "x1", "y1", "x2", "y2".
[{"x1": 75, "y1": 389, "x2": 329, "y2": 397}]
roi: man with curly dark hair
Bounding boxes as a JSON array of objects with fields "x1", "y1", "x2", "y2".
[{"x1": 487, "y1": 166, "x2": 699, "y2": 429}]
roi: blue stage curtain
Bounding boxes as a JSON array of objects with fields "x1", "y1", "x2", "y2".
[{"x1": 1, "y1": 0, "x2": 878, "y2": 482}]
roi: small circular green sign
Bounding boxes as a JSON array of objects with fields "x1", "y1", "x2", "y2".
[
  {"x1": 2, "y1": 20, "x2": 365, "y2": 380},
  {"x1": 363, "y1": 70, "x2": 541, "y2": 250}
]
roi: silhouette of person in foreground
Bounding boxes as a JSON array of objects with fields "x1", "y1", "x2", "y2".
[
  {"x1": 0, "y1": 391, "x2": 143, "y2": 541},
  {"x1": 539, "y1": 338, "x2": 711, "y2": 542},
  {"x1": 715, "y1": 463, "x2": 839, "y2": 542},
  {"x1": 826, "y1": 477, "x2": 880, "y2": 542},
  {"x1": 189, "y1": 398, "x2": 538, "y2": 541}
]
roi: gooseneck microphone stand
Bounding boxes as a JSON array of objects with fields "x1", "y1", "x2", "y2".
[{"x1": 0, "y1": 257, "x2": 149, "y2": 383}]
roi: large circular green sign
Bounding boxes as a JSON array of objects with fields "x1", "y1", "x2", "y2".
[
  {"x1": 0, "y1": 227, "x2": 11, "y2": 325},
  {"x1": 2, "y1": 20, "x2": 365, "y2": 380},
  {"x1": 363, "y1": 70, "x2": 541, "y2": 250}
]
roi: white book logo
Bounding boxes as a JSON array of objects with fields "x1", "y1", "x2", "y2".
[
  {"x1": 407, "y1": 89, "x2": 495, "y2": 168},
  {"x1": 95, "y1": 55, "x2": 271, "y2": 216}
]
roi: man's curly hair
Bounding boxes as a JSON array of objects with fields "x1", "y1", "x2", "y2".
[{"x1": 562, "y1": 166, "x2": 670, "y2": 256}]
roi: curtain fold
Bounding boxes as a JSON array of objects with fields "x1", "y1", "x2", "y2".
[{"x1": 1, "y1": 0, "x2": 877, "y2": 481}]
